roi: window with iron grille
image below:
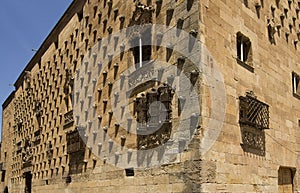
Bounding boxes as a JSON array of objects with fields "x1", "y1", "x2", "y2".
[
  {"x1": 239, "y1": 93, "x2": 269, "y2": 129},
  {"x1": 239, "y1": 92, "x2": 269, "y2": 156}
]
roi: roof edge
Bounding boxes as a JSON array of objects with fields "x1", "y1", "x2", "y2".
[
  {"x1": 2, "y1": 91, "x2": 15, "y2": 110},
  {"x1": 14, "y1": 0, "x2": 87, "y2": 89}
]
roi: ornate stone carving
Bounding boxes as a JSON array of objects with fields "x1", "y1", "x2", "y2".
[
  {"x1": 267, "y1": 19, "x2": 277, "y2": 44},
  {"x1": 135, "y1": 94, "x2": 148, "y2": 127},
  {"x1": 127, "y1": 1, "x2": 154, "y2": 44},
  {"x1": 46, "y1": 142, "x2": 53, "y2": 160},
  {"x1": 239, "y1": 92, "x2": 268, "y2": 156},
  {"x1": 22, "y1": 137, "x2": 33, "y2": 168},
  {"x1": 24, "y1": 71, "x2": 32, "y2": 90},
  {"x1": 134, "y1": 84, "x2": 174, "y2": 150},
  {"x1": 64, "y1": 69, "x2": 74, "y2": 110},
  {"x1": 64, "y1": 69, "x2": 73, "y2": 95},
  {"x1": 128, "y1": 61, "x2": 155, "y2": 90},
  {"x1": 16, "y1": 118, "x2": 23, "y2": 131},
  {"x1": 33, "y1": 100, "x2": 42, "y2": 116},
  {"x1": 64, "y1": 110, "x2": 74, "y2": 129},
  {"x1": 240, "y1": 125, "x2": 265, "y2": 156},
  {"x1": 130, "y1": 1, "x2": 154, "y2": 26}
]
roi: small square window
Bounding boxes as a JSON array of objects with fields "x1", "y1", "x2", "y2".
[
  {"x1": 125, "y1": 168, "x2": 134, "y2": 177},
  {"x1": 292, "y1": 72, "x2": 300, "y2": 98},
  {"x1": 236, "y1": 32, "x2": 253, "y2": 72}
]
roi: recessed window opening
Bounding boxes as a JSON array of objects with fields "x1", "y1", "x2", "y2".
[
  {"x1": 292, "y1": 72, "x2": 300, "y2": 96},
  {"x1": 237, "y1": 32, "x2": 252, "y2": 63},
  {"x1": 132, "y1": 29, "x2": 152, "y2": 69}
]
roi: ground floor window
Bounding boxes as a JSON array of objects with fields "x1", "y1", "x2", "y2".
[{"x1": 278, "y1": 167, "x2": 295, "y2": 193}]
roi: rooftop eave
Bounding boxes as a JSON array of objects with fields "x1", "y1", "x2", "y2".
[{"x1": 13, "y1": 0, "x2": 87, "y2": 89}]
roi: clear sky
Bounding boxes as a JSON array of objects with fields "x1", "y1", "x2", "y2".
[{"x1": 0, "y1": 1, "x2": 73, "y2": 138}]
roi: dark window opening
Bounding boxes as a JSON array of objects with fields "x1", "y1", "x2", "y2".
[
  {"x1": 131, "y1": 29, "x2": 152, "y2": 69},
  {"x1": 278, "y1": 167, "x2": 295, "y2": 193},
  {"x1": 125, "y1": 168, "x2": 134, "y2": 176},
  {"x1": 243, "y1": 0, "x2": 249, "y2": 7},
  {"x1": 237, "y1": 32, "x2": 253, "y2": 70},
  {"x1": 133, "y1": 45, "x2": 152, "y2": 68},
  {"x1": 1, "y1": 170, "x2": 5, "y2": 182},
  {"x1": 24, "y1": 172, "x2": 32, "y2": 193},
  {"x1": 54, "y1": 41, "x2": 59, "y2": 50},
  {"x1": 292, "y1": 72, "x2": 300, "y2": 98},
  {"x1": 4, "y1": 186, "x2": 8, "y2": 193}
]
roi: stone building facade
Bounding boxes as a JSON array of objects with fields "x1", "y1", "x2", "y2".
[{"x1": 0, "y1": 0, "x2": 300, "y2": 192}]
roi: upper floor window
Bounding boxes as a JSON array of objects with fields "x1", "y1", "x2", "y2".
[
  {"x1": 292, "y1": 72, "x2": 300, "y2": 98},
  {"x1": 131, "y1": 29, "x2": 152, "y2": 69},
  {"x1": 239, "y1": 92, "x2": 269, "y2": 129},
  {"x1": 132, "y1": 36, "x2": 152, "y2": 68},
  {"x1": 129, "y1": 2, "x2": 153, "y2": 69},
  {"x1": 236, "y1": 32, "x2": 253, "y2": 72}
]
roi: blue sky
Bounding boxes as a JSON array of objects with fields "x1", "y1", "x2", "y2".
[{"x1": 0, "y1": 1, "x2": 73, "y2": 137}]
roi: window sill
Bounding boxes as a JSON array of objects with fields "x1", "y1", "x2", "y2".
[
  {"x1": 236, "y1": 58, "x2": 254, "y2": 73},
  {"x1": 293, "y1": 93, "x2": 300, "y2": 100},
  {"x1": 239, "y1": 121, "x2": 269, "y2": 130}
]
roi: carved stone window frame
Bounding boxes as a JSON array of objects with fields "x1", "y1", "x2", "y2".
[{"x1": 133, "y1": 84, "x2": 174, "y2": 150}]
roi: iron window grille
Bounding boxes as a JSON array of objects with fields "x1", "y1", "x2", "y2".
[
  {"x1": 239, "y1": 93, "x2": 269, "y2": 130},
  {"x1": 239, "y1": 92, "x2": 269, "y2": 156}
]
